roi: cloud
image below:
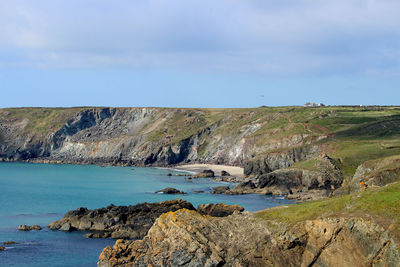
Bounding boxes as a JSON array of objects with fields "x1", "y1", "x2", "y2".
[{"x1": 0, "y1": 0, "x2": 399, "y2": 76}]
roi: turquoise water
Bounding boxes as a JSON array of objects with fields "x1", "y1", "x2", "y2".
[{"x1": 0, "y1": 162, "x2": 292, "y2": 266}]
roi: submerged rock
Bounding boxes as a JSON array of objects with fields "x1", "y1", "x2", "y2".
[
  {"x1": 17, "y1": 225, "x2": 42, "y2": 231},
  {"x1": 48, "y1": 199, "x2": 196, "y2": 239},
  {"x1": 155, "y1": 187, "x2": 185, "y2": 194},
  {"x1": 3, "y1": 241, "x2": 18, "y2": 245}
]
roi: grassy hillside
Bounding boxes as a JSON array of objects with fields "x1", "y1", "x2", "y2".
[
  {"x1": 256, "y1": 181, "x2": 400, "y2": 243},
  {"x1": 1, "y1": 106, "x2": 400, "y2": 177},
  {"x1": 0, "y1": 107, "x2": 85, "y2": 139}
]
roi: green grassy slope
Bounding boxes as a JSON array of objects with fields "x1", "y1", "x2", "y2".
[
  {"x1": 0, "y1": 107, "x2": 85, "y2": 139},
  {"x1": 1, "y1": 106, "x2": 400, "y2": 179},
  {"x1": 256, "y1": 181, "x2": 400, "y2": 243}
]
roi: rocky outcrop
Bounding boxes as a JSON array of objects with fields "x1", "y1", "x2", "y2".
[
  {"x1": 98, "y1": 209, "x2": 400, "y2": 267},
  {"x1": 229, "y1": 154, "x2": 343, "y2": 200},
  {"x1": 221, "y1": 170, "x2": 230, "y2": 176},
  {"x1": 210, "y1": 186, "x2": 230, "y2": 194},
  {"x1": 48, "y1": 200, "x2": 245, "y2": 239},
  {"x1": 17, "y1": 225, "x2": 42, "y2": 231},
  {"x1": 155, "y1": 188, "x2": 185, "y2": 194},
  {"x1": 352, "y1": 155, "x2": 400, "y2": 188},
  {"x1": 193, "y1": 169, "x2": 215, "y2": 178},
  {"x1": 48, "y1": 200, "x2": 196, "y2": 239},
  {"x1": 244, "y1": 145, "x2": 322, "y2": 177},
  {"x1": 335, "y1": 155, "x2": 400, "y2": 195},
  {"x1": 197, "y1": 203, "x2": 244, "y2": 217}
]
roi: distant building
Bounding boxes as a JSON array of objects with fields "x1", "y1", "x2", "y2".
[{"x1": 304, "y1": 102, "x2": 325, "y2": 107}]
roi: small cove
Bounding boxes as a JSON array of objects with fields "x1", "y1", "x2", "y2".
[{"x1": 0, "y1": 162, "x2": 292, "y2": 266}]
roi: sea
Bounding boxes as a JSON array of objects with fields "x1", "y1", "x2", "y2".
[{"x1": 0, "y1": 162, "x2": 292, "y2": 266}]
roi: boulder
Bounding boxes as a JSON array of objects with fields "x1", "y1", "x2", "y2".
[
  {"x1": 210, "y1": 186, "x2": 230, "y2": 194},
  {"x1": 17, "y1": 225, "x2": 42, "y2": 231},
  {"x1": 155, "y1": 187, "x2": 185, "y2": 194},
  {"x1": 221, "y1": 170, "x2": 230, "y2": 176},
  {"x1": 194, "y1": 169, "x2": 215, "y2": 178},
  {"x1": 3, "y1": 241, "x2": 18, "y2": 245},
  {"x1": 227, "y1": 180, "x2": 257, "y2": 195},
  {"x1": 192, "y1": 190, "x2": 205, "y2": 193},
  {"x1": 197, "y1": 203, "x2": 244, "y2": 217},
  {"x1": 0, "y1": 246, "x2": 5, "y2": 251},
  {"x1": 59, "y1": 222, "x2": 71, "y2": 231}
]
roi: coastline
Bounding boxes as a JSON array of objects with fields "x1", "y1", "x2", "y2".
[{"x1": 174, "y1": 164, "x2": 244, "y2": 179}]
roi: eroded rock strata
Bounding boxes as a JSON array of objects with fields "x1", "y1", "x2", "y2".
[
  {"x1": 48, "y1": 199, "x2": 196, "y2": 239},
  {"x1": 98, "y1": 209, "x2": 400, "y2": 267},
  {"x1": 48, "y1": 200, "x2": 244, "y2": 239},
  {"x1": 227, "y1": 154, "x2": 343, "y2": 201},
  {"x1": 0, "y1": 107, "x2": 326, "y2": 173}
]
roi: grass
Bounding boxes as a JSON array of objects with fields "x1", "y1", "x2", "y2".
[
  {"x1": 2, "y1": 105, "x2": 400, "y2": 180},
  {"x1": 324, "y1": 139, "x2": 400, "y2": 179},
  {"x1": 256, "y1": 181, "x2": 400, "y2": 242},
  {"x1": 290, "y1": 158, "x2": 320, "y2": 171},
  {"x1": 0, "y1": 107, "x2": 84, "y2": 138}
]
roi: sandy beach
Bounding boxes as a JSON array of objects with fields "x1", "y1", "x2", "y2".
[{"x1": 175, "y1": 164, "x2": 244, "y2": 178}]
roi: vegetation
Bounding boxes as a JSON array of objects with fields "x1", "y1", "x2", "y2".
[
  {"x1": 256, "y1": 181, "x2": 400, "y2": 242},
  {"x1": 2, "y1": 105, "x2": 400, "y2": 180},
  {"x1": 0, "y1": 107, "x2": 84, "y2": 139}
]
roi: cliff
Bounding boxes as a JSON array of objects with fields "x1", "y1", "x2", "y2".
[
  {"x1": 98, "y1": 181, "x2": 400, "y2": 266},
  {"x1": 2, "y1": 106, "x2": 400, "y2": 199}
]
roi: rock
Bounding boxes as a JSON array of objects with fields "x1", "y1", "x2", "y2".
[
  {"x1": 221, "y1": 170, "x2": 230, "y2": 176},
  {"x1": 3, "y1": 241, "x2": 18, "y2": 245},
  {"x1": 0, "y1": 246, "x2": 5, "y2": 251},
  {"x1": 227, "y1": 180, "x2": 257, "y2": 195},
  {"x1": 197, "y1": 203, "x2": 244, "y2": 217},
  {"x1": 17, "y1": 225, "x2": 42, "y2": 231},
  {"x1": 155, "y1": 187, "x2": 185, "y2": 194},
  {"x1": 194, "y1": 169, "x2": 214, "y2": 178},
  {"x1": 98, "y1": 210, "x2": 400, "y2": 267},
  {"x1": 85, "y1": 231, "x2": 111, "y2": 238},
  {"x1": 231, "y1": 154, "x2": 343, "y2": 200},
  {"x1": 166, "y1": 173, "x2": 172, "y2": 176},
  {"x1": 339, "y1": 155, "x2": 400, "y2": 194},
  {"x1": 244, "y1": 145, "x2": 322, "y2": 176},
  {"x1": 60, "y1": 222, "x2": 71, "y2": 231},
  {"x1": 210, "y1": 186, "x2": 230, "y2": 194},
  {"x1": 48, "y1": 199, "x2": 196, "y2": 239},
  {"x1": 192, "y1": 190, "x2": 205, "y2": 193}
]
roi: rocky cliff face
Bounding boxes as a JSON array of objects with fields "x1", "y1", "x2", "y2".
[
  {"x1": 48, "y1": 199, "x2": 196, "y2": 239},
  {"x1": 0, "y1": 107, "x2": 321, "y2": 171},
  {"x1": 48, "y1": 200, "x2": 244, "y2": 239},
  {"x1": 243, "y1": 145, "x2": 322, "y2": 176},
  {"x1": 334, "y1": 155, "x2": 400, "y2": 195},
  {"x1": 98, "y1": 209, "x2": 400, "y2": 267},
  {"x1": 227, "y1": 154, "x2": 343, "y2": 201}
]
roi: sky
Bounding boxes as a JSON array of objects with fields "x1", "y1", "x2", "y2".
[{"x1": 0, "y1": 0, "x2": 399, "y2": 108}]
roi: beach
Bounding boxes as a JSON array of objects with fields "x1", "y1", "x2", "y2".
[{"x1": 175, "y1": 164, "x2": 244, "y2": 178}]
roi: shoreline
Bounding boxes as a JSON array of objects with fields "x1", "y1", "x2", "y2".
[{"x1": 174, "y1": 164, "x2": 244, "y2": 179}]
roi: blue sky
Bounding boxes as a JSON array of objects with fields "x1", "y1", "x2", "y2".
[{"x1": 0, "y1": 0, "x2": 399, "y2": 107}]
